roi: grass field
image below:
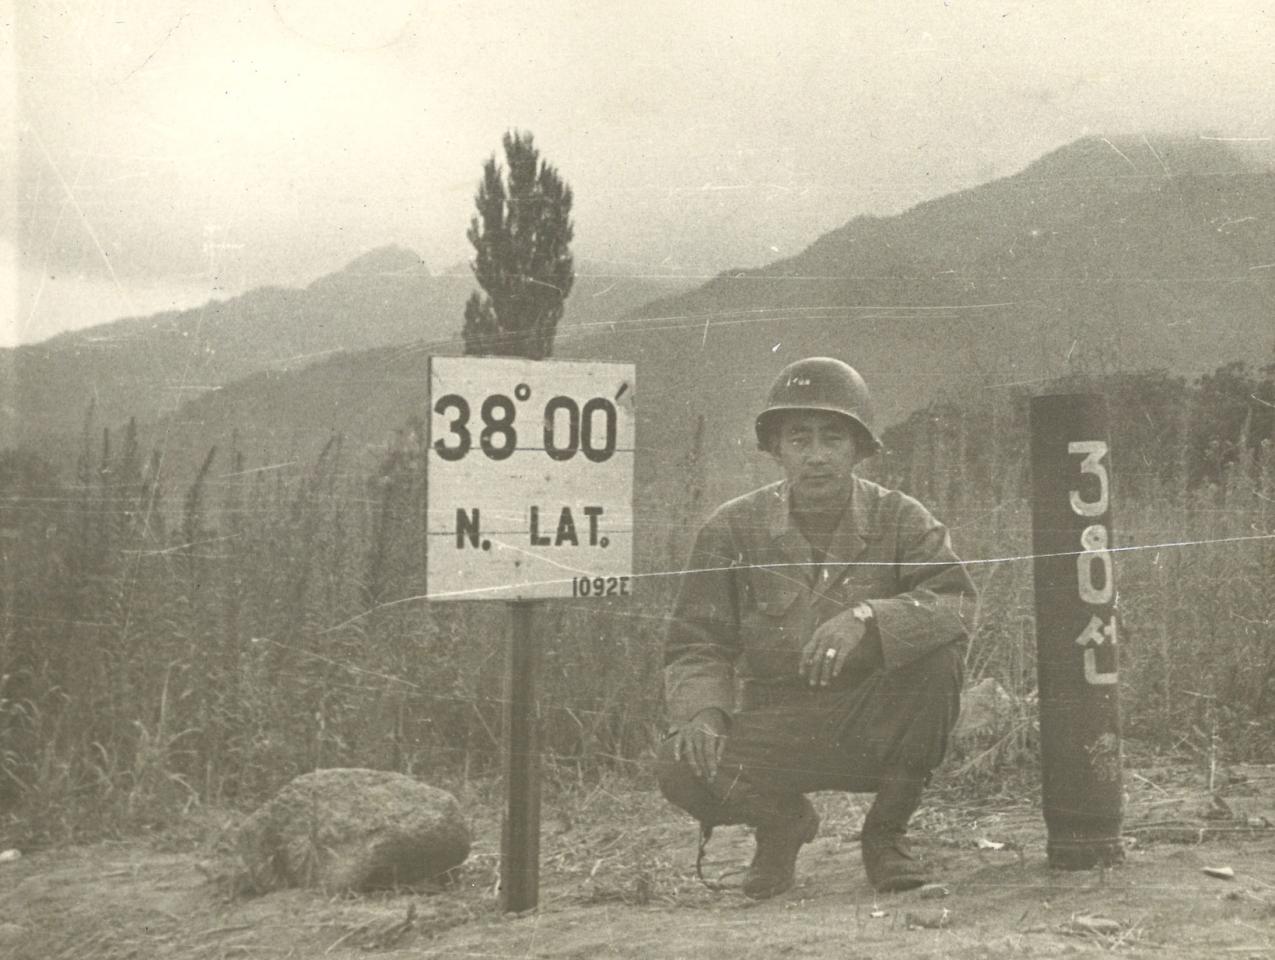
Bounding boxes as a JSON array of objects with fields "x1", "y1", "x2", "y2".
[{"x1": 1, "y1": 372, "x2": 1272, "y2": 846}]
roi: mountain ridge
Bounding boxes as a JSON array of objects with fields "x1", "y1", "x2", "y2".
[
  {"x1": 6, "y1": 134, "x2": 1273, "y2": 504},
  {"x1": 548, "y1": 134, "x2": 1274, "y2": 497},
  {"x1": 2, "y1": 245, "x2": 692, "y2": 458}
]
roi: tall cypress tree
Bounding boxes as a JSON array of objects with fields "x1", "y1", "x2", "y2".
[{"x1": 462, "y1": 131, "x2": 574, "y2": 360}]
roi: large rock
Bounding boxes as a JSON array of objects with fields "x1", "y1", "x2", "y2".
[{"x1": 237, "y1": 768, "x2": 470, "y2": 893}]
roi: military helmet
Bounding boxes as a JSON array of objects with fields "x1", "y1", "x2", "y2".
[{"x1": 755, "y1": 357, "x2": 882, "y2": 455}]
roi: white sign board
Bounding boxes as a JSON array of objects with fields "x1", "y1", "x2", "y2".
[{"x1": 425, "y1": 356, "x2": 636, "y2": 601}]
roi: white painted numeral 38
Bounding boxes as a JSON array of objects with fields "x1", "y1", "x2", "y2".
[{"x1": 1068, "y1": 441, "x2": 1117, "y2": 686}]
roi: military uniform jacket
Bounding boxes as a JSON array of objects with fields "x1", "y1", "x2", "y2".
[{"x1": 664, "y1": 477, "x2": 977, "y2": 725}]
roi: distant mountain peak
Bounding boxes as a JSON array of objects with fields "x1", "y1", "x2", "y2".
[
  {"x1": 1015, "y1": 133, "x2": 1259, "y2": 185},
  {"x1": 313, "y1": 245, "x2": 431, "y2": 287}
]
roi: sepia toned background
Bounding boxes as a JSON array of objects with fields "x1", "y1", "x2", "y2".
[{"x1": 1, "y1": 4, "x2": 1274, "y2": 955}]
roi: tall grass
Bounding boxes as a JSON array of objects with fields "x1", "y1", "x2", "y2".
[{"x1": 0, "y1": 370, "x2": 1271, "y2": 842}]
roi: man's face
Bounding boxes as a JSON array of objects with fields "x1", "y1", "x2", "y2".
[{"x1": 772, "y1": 411, "x2": 863, "y2": 508}]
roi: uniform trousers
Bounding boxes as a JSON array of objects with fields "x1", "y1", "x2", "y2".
[{"x1": 656, "y1": 642, "x2": 963, "y2": 827}]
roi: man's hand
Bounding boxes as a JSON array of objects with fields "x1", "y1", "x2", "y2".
[
  {"x1": 800, "y1": 607, "x2": 879, "y2": 687},
  {"x1": 672, "y1": 707, "x2": 730, "y2": 781}
]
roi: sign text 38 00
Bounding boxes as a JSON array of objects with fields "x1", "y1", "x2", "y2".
[{"x1": 434, "y1": 386, "x2": 619, "y2": 462}]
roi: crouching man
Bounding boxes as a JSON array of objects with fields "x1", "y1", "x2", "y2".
[{"x1": 657, "y1": 357, "x2": 977, "y2": 898}]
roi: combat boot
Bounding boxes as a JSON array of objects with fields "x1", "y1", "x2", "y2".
[
  {"x1": 742, "y1": 796, "x2": 819, "y2": 899},
  {"x1": 861, "y1": 773, "x2": 931, "y2": 893}
]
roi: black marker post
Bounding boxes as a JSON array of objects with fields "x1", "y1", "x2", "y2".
[{"x1": 1029, "y1": 393, "x2": 1125, "y2": 869}]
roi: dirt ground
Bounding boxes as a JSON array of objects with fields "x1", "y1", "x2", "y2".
[{"x1": 2, "y1": 761, "x2": 1274, "y2": 960}]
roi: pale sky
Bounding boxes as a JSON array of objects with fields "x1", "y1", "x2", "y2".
[{"x1": 4, "y1": 0, "x2": 1273, "y2": 346}]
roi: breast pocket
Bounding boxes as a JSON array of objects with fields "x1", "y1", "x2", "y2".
[
  {"x1": 822, "y1": 541, "x2": 896, "y2": 603},
  {"x1": 808, "y1": 547, "x2": 897, "y2": 629},
  {"x1": 740, "y1": 566, "x2": 806, "y2": 679}
]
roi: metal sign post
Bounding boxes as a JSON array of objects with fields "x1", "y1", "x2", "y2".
[
  {"x1": 500, "y1": 600, "x2": 540, "y2": 912},
  {"x1": 1029, "y1": 393, "x2": 1124, "y2": 869},
  {"x1": 425, "y1": 357, "x2": 636, "y2": 912}
]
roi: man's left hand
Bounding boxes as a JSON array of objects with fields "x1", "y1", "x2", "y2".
[{"x1": 800, "y1": 608, "x2": 876, "y2": 687}]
